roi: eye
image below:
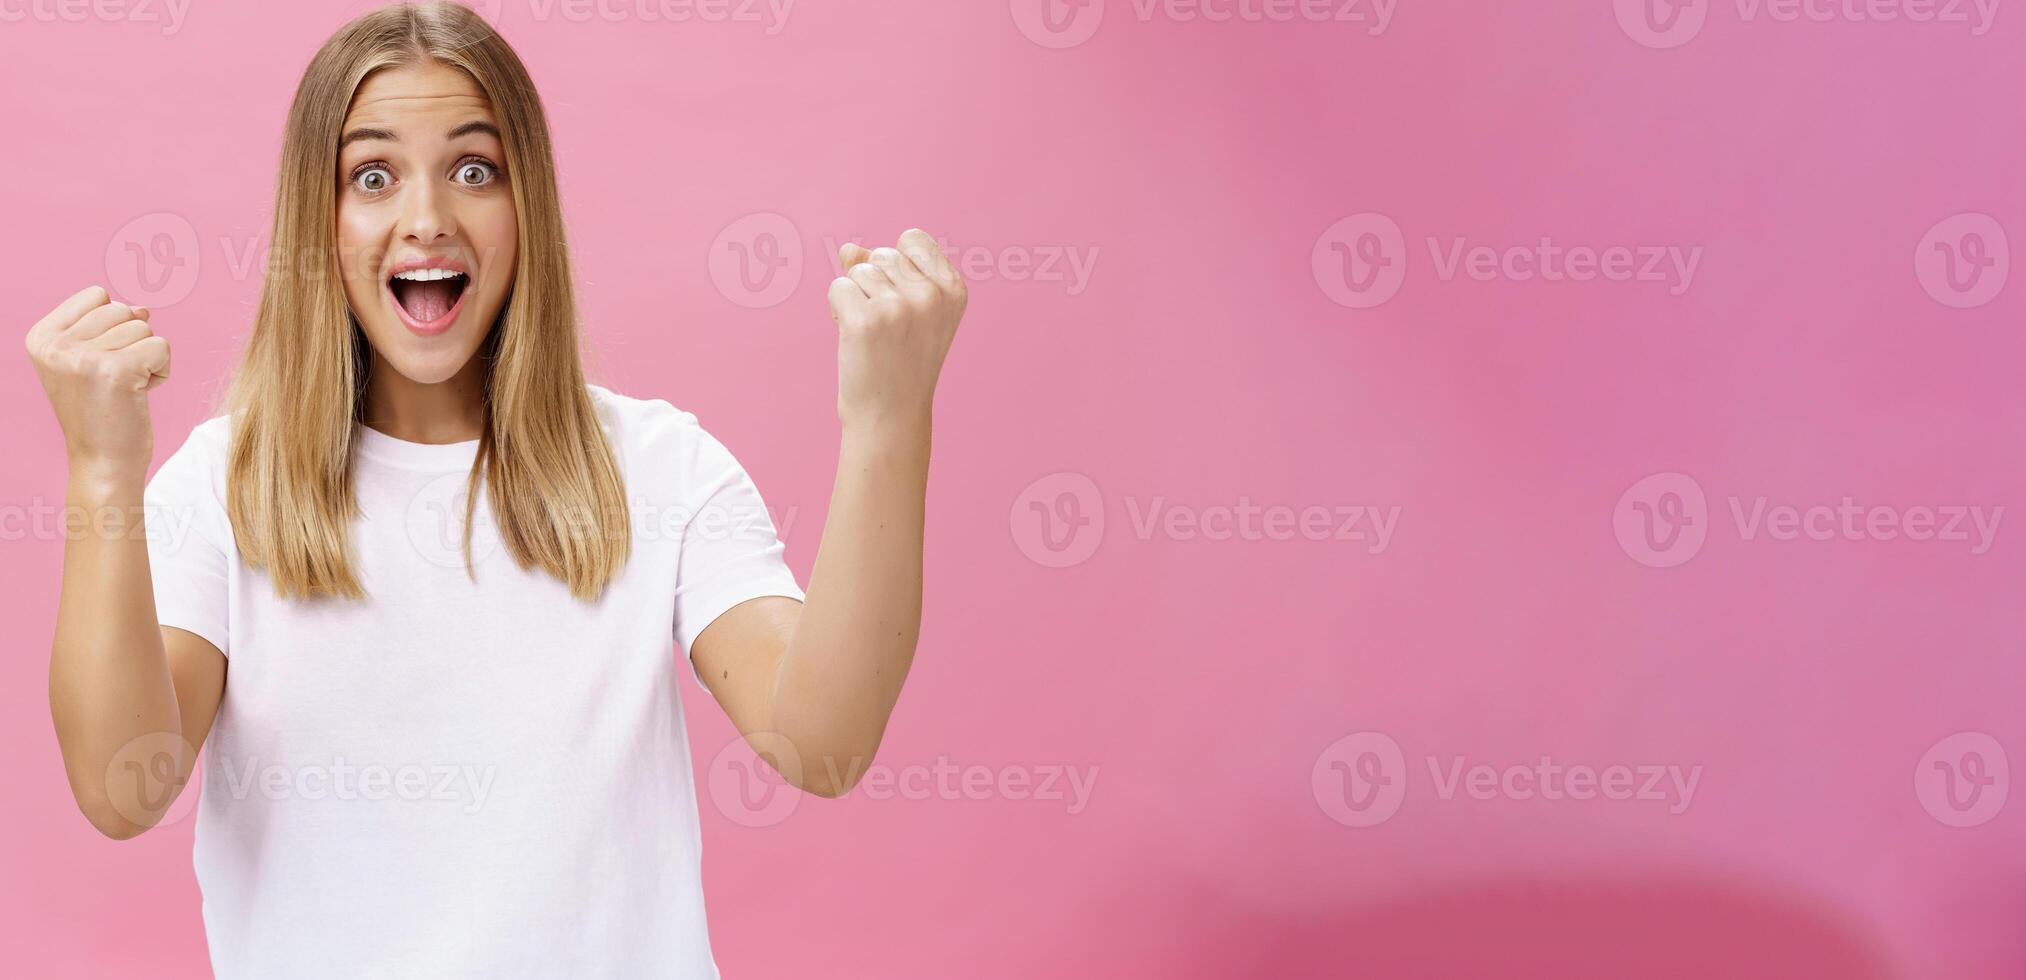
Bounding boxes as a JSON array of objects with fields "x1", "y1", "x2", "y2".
[
  {"x1": 351, "y1": 165, "x2": 393, "y2": 194},
  {"x1": 454, "y1": 159, "x2": 499, "y2": 187}
]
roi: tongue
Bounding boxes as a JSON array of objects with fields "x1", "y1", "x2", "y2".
[{"x1": 399, "y1": 279, "x2": 461, "y2": 324}]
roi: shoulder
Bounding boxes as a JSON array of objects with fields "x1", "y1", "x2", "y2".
[
  {"x1": 147, "y1": 413, "x2": 236, "y2": 510},
  {"x1": 586, "y1": 382, "x2": 712, "y2": 453},
  {"x1": 187, "y1": 413, "x2": 236, "y2": 450},
  {"x1": 584, "y1": 383, "x2": 747, "y2": 486},
  {"x1": 159, "y1": 412, "x2": 236, "y2": 474}
]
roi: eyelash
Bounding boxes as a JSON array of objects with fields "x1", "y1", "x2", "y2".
[{"x1": 347, "y1": 156, "x2": 505, "y2": 195}]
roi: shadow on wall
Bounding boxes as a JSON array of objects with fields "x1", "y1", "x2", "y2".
[{"x1": 1168, "y1": 873, "x2": 1898, "y2": 979}]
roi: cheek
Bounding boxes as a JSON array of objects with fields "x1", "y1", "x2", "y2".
[
  {"x1": 335, "y1": 206, "x2": 387, "y2": 289},
  {"x1": 466, "y1": 200, "x2": 518, "y2": 288}
]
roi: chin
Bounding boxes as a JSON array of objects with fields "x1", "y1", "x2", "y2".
[
  {"x1": 383, "y1": 336, "x2": 485, "y2": 384},
  {"x1": 354, "y1": 311, "x2": 484, "y2": 382}
]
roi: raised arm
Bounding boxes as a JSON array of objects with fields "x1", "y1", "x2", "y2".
[
  {"x1": 30, "y1": 285, "x2": 224, "y2": 839},
  {"x1": 692, "y1": 229, "x2": 965, "y2": 798}
]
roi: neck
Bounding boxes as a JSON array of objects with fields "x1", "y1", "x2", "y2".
[{"x1": 361, "y1": 350, "x2": 486, "y2": 445}]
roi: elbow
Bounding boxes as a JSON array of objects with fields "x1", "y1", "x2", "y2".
[
  {"x1": 781, "y1": 740, "x2": 880, "y2": 800},
  {"x1": 801, "y1": 780, "x2": 850, "y2": 800},
  {"x1": 95, "y1": 819, "x2": 150, "y2": 842},
  {"x1": 801, "y1": 768, "x2": 862, "y2": 800},
  {"x1": 78, "y1": 801, "x2": 151, "y2": 841},
  {"x1": 67, "y1": 773, "x2": 162, "y2": 841}
]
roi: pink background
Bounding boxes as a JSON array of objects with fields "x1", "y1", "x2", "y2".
[{"x1": 4, "y1": 1, "x2": 2024, "y2": 976}]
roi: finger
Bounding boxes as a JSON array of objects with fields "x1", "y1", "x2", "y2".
[
  {"x1": 869, "y1": 246, "x2": 931, "y2": 292},
  {"x1": 827, "y1": 275, "x2": 869, "y2": 323},
  {"x1": 848, "y1": 261, "x2": 894, "y2": 297},
  {"x1": 837, "y1": 242, "x2": 874, "y2": 273},
  {"x1": 113, "y1": 336, "x2": 171, "y2": 391},
  {"x1": 68, "y1": 301, "x2": 140, "y2": 343},
  {"x1": 35, "y1": 285, "x2": 111, "y2": 336},
  {"x1": 897, "y1": 228, "x2": 957, "y2": 284},
  {"x1": 89, "y1": 318, "x2": 154, "y2": 352}
]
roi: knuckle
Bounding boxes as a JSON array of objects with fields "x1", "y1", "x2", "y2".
[{"x1": 86, "y1": 355, "x2": 122, "y2": 384}]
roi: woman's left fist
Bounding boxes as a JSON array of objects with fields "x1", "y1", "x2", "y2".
[{"x1": 827, "y1": 228, "x2": 967, "y2": 434}]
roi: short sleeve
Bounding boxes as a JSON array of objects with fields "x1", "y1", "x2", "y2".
[
  {"x1": 144, "y1": 419, "x2": 233, "y2": 658},
  {"x1": 670, "y1": 419, "x2": 805, "y2": 683}
]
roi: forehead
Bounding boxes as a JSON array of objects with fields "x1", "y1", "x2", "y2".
[{"x1": 344, "y1": 61, "x2": 495, "y2": 131}]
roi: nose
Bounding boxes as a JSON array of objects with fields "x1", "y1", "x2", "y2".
[{"x1": 396, "y1": 175, "x2": 456, "y2": 245}]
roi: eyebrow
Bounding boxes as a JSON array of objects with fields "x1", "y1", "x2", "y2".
[{"x1": 338, "y1": 120, "x2": 502, "y2": 152}]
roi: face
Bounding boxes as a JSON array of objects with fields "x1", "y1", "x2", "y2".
[{"x1": 335, "y1": 61, "x2": 517, "y2": 386}]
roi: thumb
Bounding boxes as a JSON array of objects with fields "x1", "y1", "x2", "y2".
[{"x1": 837, "y1": 242, "x2": 872, "y2": 271}]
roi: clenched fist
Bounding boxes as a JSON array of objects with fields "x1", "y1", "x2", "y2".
[
  {"x1": 25, "y1": 285, "x2": 172, "y2": 483},
  {"x1": 827, "y1": 228, "x2": 967, "y2": 435}
]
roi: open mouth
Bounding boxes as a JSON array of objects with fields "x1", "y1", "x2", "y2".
[{"x1": 387, "y1": 268, "x2": 470, "y2": 334}]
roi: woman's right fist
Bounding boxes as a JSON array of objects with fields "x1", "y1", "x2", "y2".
[{"x1": 25, "y1": 285, "x2": 172, "y2": 481}]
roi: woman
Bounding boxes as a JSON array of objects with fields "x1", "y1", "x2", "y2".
[{"x1": 32, "y1": 2, "x2": 964, "y2": 976}]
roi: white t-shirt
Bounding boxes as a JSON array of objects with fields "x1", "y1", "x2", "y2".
[{"x1": 143, "y1": 383, "x2": 804, "y2": 979}]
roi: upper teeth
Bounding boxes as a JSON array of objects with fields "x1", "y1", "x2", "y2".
[{"x1": 393, "y1": 268, "x2": 463, "y2": 281}]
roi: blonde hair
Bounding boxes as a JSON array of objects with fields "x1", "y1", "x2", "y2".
[{"x1": 223, "y1": 0, "x2": 630, "y2": 602}]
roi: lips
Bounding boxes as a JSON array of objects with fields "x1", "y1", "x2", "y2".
[{"x1": 385, "y1": 262, "x2": 471, "y2": 336}]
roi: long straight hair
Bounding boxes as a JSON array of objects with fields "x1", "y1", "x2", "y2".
[{"x1": 224, "y1": 0, "x2": 630, "y2": 602}]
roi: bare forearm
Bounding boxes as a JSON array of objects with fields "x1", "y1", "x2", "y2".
[
  {"x1": 48, "y1": 467, "x2": 182, "y2": 838},
  {"x1": 770, "y1": 418, "x2": 931, "y2": 791}
]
